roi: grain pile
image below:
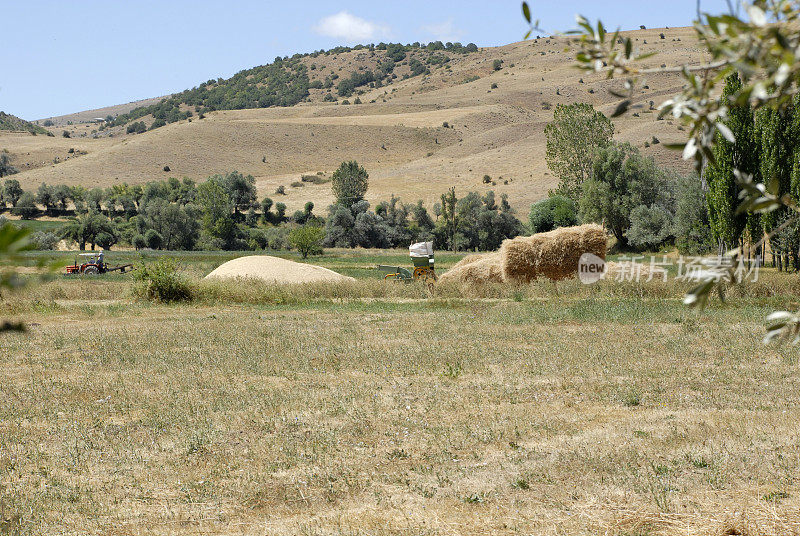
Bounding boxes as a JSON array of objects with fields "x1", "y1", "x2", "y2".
[
  {"x1": 438, "y1": 253, "x2": 505, "y2": 284},
  {"x1": 205, "y1": 255, "x2": 355, "y2": 284},
  {"x1": 500, "y1": 224, "x2": 607, "y2": 282}
]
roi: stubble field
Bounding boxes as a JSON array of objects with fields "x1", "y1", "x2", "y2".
[{"x1": 1, "y1": 250, "x2": 800, "y2": 535}]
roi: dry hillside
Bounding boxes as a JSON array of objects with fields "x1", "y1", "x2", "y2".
[{"x1": 1, "y1": 27, "x2": 706, "y2": 212}]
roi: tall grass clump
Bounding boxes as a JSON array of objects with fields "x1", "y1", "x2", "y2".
[{"x1": 132, "y1": 257, "x2": 193, "y2": 303}]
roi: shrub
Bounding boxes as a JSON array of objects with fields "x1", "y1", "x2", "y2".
[
  {"x1": 674, "y1": 174, "x2": 714, "y2": 254},
  {"x1": 627, "y1": 204, "x2": 673, "y2": 250},
  {"x1": 132, "y1": 257, "x2": 193, "y2": 303},
  {"x1": 30, "y1": 231, "x2": 59, "y2": 250},
  {"x1": 144, "y1": 228, "x2": 163, "y2": 249},
  {"x1": 493, "y1": 59, "x2": 503, "y2": 71},
  {"x1": 529, "y1": 195, "x2": 578, "y2": 233},
  {"x1": 288, "y1": 225, "x2": 325, "y2": 259},
  {"x1": 62, "y1": 130, "x2": 71, "y2": 138},
  {"x1": 275, "y1": 185, "x2": 286, "y2": 195},
  {"x1": 132, "y1": 234, "x2": 147, "y2": 250},
  {"x1": 301, "y1": 174, "x2": 328, "y2": 184}
]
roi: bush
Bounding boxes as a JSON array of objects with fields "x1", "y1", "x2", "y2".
[
  {"x1": 132, "y1": 257, "x2": 193, "y2": 303},
  {"x1": 132, "y1": 234, "x2": 147, "y2": 250},
  {"x1": 674, "y1": 175, "x2": 714, "y2": 254},
  {"x1": 144, "y1": 228, "x2": 163, "y2": 249},
  {"x1": 288, "y1": 225, "x2": 325, "y2": 258},
  {"x1": 627, "y1": 204, "x2": 673, "y2": 250},
  {"x1": 62, "y1": 130, "x2": 71, "y2": 138},
  {"x1": 493, "y1": 59, "x2": 503, "y2": 71},
  {"x1": 529, "y1": 195, "x2": 578, "y2": 233},
  {"x1": 30, "y1": 231, "x2": 59, "y2": 250}
]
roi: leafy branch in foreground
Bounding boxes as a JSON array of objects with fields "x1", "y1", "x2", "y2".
[
  {"x1": 0, "y1": 223, "x2": 33, "y2": 332},
  {"x1": 524, "y1": 0, "x2": 800, "y2": 343}
]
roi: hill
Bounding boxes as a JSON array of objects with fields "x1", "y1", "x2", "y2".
[
  {"x1": 0, "y1": 111, "x2": 51, "y2": 135},
  {"x1": 1, "y1": 28, "x2": 705, "y2": 212}
]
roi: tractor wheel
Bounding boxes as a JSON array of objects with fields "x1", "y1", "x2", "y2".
[{"x1": 82, "y1": 265, "x2": 99, "y2": 275}]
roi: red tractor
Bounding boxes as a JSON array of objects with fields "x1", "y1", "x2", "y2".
[{"x1": 65, "y1": 252, "x2": 133, "y2": 275}]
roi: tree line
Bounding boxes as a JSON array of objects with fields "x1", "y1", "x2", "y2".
[{"x1": 0, "y1": 161, "x2": 523, "y2": 254}]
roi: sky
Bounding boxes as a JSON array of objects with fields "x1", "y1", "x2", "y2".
[{"x1": 1, "y1": 0, "x2": 733, "y2": 120}]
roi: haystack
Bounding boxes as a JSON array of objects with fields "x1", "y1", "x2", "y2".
[
  {"x1": 205, "y1": 255, "x2": 355, "y2": 284},
  {"x1": 439, "y1": 252, "x2": 505, "y2": 284},
  {"x1": 500, "y1": 224, "x2": 607, "y2": 282}
]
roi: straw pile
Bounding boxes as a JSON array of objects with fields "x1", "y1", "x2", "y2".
[
  {"x1": 438, "y1": 253, "x2": 504, "y2": 284},
  {"x1": 500, "y1": 224, "x2": 607, "y2": 282},
  {"x1": 205, "y1": 255, "x2": 354, "y2": 284},
  {"x1": 439, "y1": 224, "x2": 608, "y2": 285}
]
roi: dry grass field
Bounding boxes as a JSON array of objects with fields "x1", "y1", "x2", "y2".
[
  {"x1": 2, "y1": 250, "x2": 800, "y2": 535},
  {"x1": 2, "y1": 26, "x2": 702, "y2": 212}
]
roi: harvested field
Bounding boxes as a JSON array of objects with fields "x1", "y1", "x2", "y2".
[
  {"x1": 2, "y1": 251, "x2": 800, "y2": 536},
  {"x1": 204, "y1": 255, "x2": 355, "y2": 284}
]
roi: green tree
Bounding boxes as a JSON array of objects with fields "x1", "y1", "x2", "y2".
[
  {"x1": 197, "y1": 179, "x2": 237, "y2": 249},
  {"x1": 35, "y1": 183, "x2": 56, "y2": 214},
  {"x1": 216, "y1": 171, "x2": 256, "y2": 215},
  {"x1": 331, "y1": 161, "x2": 369, "y2": 207},
  {"x1": 704, "y1": 74, "x2": 755, "y2": 251},
  {"x1": 53, "y1": 184, "x2": 72, "y2": 212},
  {"x1": 544, "y1": 103, "x2": 614, "y2": 200},
  {"x1": 143, "y1": 198, "x2": 200, "y2": 250},
  {"x1": 579, "y1": 143, "x2": 670, "y2": 248},
  {"x1": 288, "y1": 225, "x2": 325, "y2": 259},
  {"x1": 439, "y1": 187, "x2": 458, "y2": 252},
  {"x1": 12, "y1": 192, "x2": 38, "y2": 220},
  {"x1": 3, "y1": 179, "x2": 23, "y2": 207}
]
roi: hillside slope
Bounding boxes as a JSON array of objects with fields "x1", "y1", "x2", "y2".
[
  {"x1": 2, "y1": 27, "x2": 705, "y2": 212},
  {"x1": 0, "y1": 111, "x2": 50, "y2": 135}
]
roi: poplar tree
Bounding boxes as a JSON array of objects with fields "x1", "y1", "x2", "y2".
[{"x1": 705, "y1": 74, "x2": 755, "y2": 250}]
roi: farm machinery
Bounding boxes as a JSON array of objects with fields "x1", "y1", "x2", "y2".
[
  {"x1": 378, "y1": 241, "x2": 437, "y2": 283},
  {"x1": 64, "y1": 251, "x2": 133, "y2": 275}
]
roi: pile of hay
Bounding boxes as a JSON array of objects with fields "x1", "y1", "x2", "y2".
[
  {"x1": 205, "y1": 255, "x2": 355, "y2": 284},
  {"x1": 438, "y1": 253, "x2": 504, "y2": 285},
  {"x1": 500, "y1": 224, "x2": 607, "y2": 283},
  {"x1": 439, "y1": 224, "x2": 608, "y2": 285}
]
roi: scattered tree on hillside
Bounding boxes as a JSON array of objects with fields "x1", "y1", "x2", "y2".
[{"x1": 0, "y1": 154, "x2": 18, "y2": 178}]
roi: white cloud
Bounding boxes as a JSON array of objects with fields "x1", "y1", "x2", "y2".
[
  {"x1": 313, "y1": 11, "x2": 389, "y2": 42},
  {"x1": 420, "y1": 19, "x2": 463, "y2": 42}
]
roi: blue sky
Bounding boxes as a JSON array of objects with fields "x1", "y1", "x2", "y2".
[{"x1": 1, "y1": 0, "x2": 732, "y2": 120}]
